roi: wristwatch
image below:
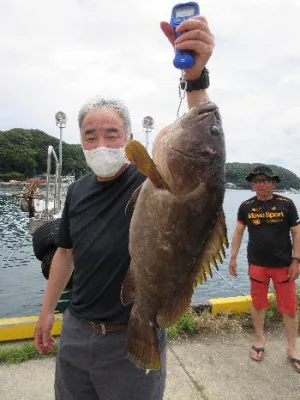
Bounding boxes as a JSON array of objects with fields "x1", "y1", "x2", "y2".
[
  {"x1": 179, "y1": 67, "x2": 210, "y2": 92},
  {"x1": 292, "y1": 256, "x2": 300, "y2": 262}
]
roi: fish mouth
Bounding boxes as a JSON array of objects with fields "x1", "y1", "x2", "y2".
[
  {"x1": 171, "y1": 147, "x2": 215, "y2": 161},
  {"x1": 171, "y1": 148, "x2": 197, "y2": 159},
  {"x1": 198, "y1": 111, "x2": 214, "y2": 119}
]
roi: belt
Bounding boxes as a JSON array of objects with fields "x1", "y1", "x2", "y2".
[{"x1": 88, "y1": 321, "x2": 127, "y2": 335}]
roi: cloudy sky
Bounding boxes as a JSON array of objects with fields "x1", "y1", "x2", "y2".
[{"x1": 1, "y1": 0, "x2": 299, "y2": 175}]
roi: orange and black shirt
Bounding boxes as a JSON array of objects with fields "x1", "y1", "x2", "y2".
[{"x1": 237, "y1": 194, "x2": 299, "y2": 267}]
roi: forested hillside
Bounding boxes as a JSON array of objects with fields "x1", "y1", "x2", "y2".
[
  {"x1": 1, "y1": 129, "x2": 300, "y2": 190},
  {"x1": 0, "y1": 128, "x2": 86, "y2": 180}
]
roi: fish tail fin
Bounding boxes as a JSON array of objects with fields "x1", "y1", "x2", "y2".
[
  {"x1": 126, "y1": 316, "x2": 160, "y2": 370},
  {"x1": 156, "y1": 284, "x2": 193, "y2": 328}
]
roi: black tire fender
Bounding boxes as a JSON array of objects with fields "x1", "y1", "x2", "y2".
[{"x1": 32, "y1": 219, "x2": 61, "y2": 261}]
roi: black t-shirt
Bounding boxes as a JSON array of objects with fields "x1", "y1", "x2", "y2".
[
  {"x1": 237, "y1": 194, "x2": 299, "y2": 267},
  {"x1": 58, "y1": 164, "x2": 145, "y2": 323}
]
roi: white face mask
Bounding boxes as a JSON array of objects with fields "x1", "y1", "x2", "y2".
[{"x1": 83, "y1": 146, "x2": 127, "y2": 178}]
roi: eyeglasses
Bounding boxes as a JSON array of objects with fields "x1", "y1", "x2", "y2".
[{"x1": 251, "y1": 178, "x2": 272, "y2": 184}]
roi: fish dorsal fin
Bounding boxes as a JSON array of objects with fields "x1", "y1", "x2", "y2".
[
  {"x1": 125, "y1": 185, "x2": 142, "y2": 218},
  {"x1": 195, "y1": 208, "x2": 228, "y2": 284},
  {"x1": 125, "y1": 140, "x2": 170, "y2": 190}
]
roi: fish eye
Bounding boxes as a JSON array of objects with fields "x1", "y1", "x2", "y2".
[{"x1": 210, "y1": 125, "x2": 220, "y2": 135}]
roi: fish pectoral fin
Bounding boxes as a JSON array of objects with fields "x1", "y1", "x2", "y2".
[
  {"x1": 156, "y1": 284, "x2": 194, "y2": 328},
  {"x1": 195, "y1": 208, "x2": 228, "y2": 285},
  {"x1": 121, "y1": 266, "x2": 135, "y2": 306},
  {"x1": 125, "y1": 140, "x2": 170, "y2": 190},
  {"x1": 125, "y1": 185, "x2": 142, "y2": 218}
]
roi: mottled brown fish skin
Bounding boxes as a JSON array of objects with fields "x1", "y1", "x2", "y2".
[
  {"x1": 153, "y1": 101, "x2": 225, "y2": 195},
  {"x1": 123, "y1": 101, "x2": 227, "y2": 370}
]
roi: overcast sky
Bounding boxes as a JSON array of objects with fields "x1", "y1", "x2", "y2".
[{"x1": 1, "y1": 0, "x2": 299, "y2": 175}]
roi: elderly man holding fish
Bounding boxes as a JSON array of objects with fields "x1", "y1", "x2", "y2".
[{"x1": 34, "y1": 15, "x2": 220, "y2": 400}]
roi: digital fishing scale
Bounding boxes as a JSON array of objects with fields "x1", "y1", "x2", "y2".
[{"x1": 170, "y1": 2, "x2": 200, "y2": 69}]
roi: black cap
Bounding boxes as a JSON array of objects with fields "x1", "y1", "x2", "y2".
[{"x1": 245, "y1": 165, "x2": 280, "y2": 183}]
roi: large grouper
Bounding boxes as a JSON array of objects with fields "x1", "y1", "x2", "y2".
[{"x1": 122, "y1": 100, "x2": 228, "y2": 370}]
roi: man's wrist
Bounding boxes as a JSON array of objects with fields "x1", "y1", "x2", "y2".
[
  {"x1": 40, "y1": 308, "x2": 55, "y2": 316},
  {"x1": 180, "y1": 67, "x2": 210, "y2": 92},
  {"x1": 292, "y1": 256, "x2": 300, "y2": 262},
  {"x1": 186, "y1": 89, "x2": 209, "y2": 109}
]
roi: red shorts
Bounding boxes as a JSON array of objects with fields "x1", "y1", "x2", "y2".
[{"x1": 249, "y1": 264, "x2": 297, "y2": 315}]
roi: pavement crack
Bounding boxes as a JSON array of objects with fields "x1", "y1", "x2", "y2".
[{"x1": 169, "y1": 344, "x2": 209, "y2": 400}]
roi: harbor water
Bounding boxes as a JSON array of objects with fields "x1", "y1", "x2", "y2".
[{"x1": 0, "y1": 187, "x2": 299, "y2": 318}]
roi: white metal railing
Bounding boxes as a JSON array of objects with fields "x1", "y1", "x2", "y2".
[{"x1": 46, "y1": 145, "x2": 60, "y2": 212}]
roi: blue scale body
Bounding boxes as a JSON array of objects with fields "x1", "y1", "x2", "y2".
[{"x1": 170, "y1": 2, "x2": 200, "y2": 69}]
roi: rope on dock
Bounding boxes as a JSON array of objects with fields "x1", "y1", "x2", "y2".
[{"x1": 212, "y1": 266, "x2": 246, "y2": 296}]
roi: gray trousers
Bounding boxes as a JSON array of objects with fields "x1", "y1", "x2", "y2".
[{"x1": 55, "y1": 309, "x2": 166, "y2": 400}]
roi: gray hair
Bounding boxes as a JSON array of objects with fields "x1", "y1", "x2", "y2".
[{"x1": 78, "y1": 96, "x2": 132, "y2": 136}]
